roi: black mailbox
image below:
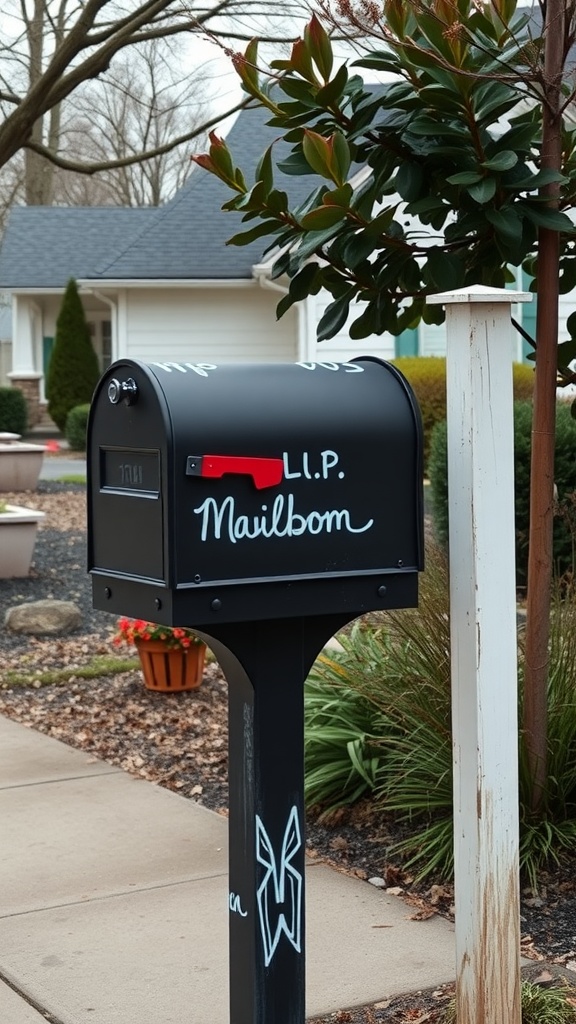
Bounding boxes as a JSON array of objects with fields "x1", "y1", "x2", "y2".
[
  {"x1": 88, "y1": 356, "x2": 424, "y2": 1024},
  {"x1": 88, "y1": 357, "x2": 424, "y2": 624}
]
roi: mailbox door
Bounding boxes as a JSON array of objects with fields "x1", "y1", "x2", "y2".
[{"x1": 88, "y1": 365, "x2": 170, "y2": 584}]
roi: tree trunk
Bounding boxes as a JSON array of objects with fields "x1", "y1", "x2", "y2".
[
  {"x1": 523, "y1": 0, "x2": 565, "y2": 812},
  {"x1": 24, "y1": 0, "x2": 55, "y2": 205}
]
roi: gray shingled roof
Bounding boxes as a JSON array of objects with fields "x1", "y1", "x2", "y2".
[
  {"x1": 0, "y1": 207, "x2": 152, "y2": 289},
  {"x1": 90, "y1": 104, "x2": 322, "y2": 281},
  {"x1": 0, "y1": 104, "x2": 322, "y2": 287}
]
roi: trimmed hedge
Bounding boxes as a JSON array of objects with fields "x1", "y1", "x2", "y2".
[
  {"x1": 428, "y1": 401, "x2": 576, "y2": 586},
  {"x1": 65, "y1": 403, "x2": 90, "y2": 452},
  {"x1": 0, "y1": 386, "x2": 27, "y2": 435},
  {"x1": 392, "y1": 357, "x2": 534, "y2": 468}
]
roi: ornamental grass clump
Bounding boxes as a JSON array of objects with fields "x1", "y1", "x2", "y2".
[
  {"x1": 306, "y1": 545, "x2": 576, "y2": 888},
  {"x1": 442, "y1": 979, "x2": 576, "y2": 1024},
  {"x1": 113, "y1": 618, "x2": 203, "y2": 651}
]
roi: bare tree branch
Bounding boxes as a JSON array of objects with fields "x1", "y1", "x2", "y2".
[{"x1": 24, "y1": 94, "x2": 255, "y2": 176}]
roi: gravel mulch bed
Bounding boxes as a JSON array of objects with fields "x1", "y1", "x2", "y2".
[{"x1": 1, "y1": 483, "x2": 576, "y2": 1022}]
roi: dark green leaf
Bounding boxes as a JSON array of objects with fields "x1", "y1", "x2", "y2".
[
  {"x1": 509, "y1": 168, "x2": 567, "y2": 190},
  {"x1": 421, "y1": 302, "x2": 446, "y2": 326},
  {"x1": 294, "y1": 223, "x2": 345, "y2": 261},
  {"x1": 279, "y1": 79, "x2": 318, "y2": 105},
  {"x1": 341, "y1": 230, "x2": 377, "y2": 269},
  {"x1": 424, "y1": 249, "x2": 465, "y2": 291},
  {"x1": 481, "y1": 150, "x2": 518, "y2": 172},
  {"x1": 227, "y1": 221, "x2": 277, "y2": 247},
  {"x1": 300, "y1": 206, "x2": 347, "y2": 230},
  {"x1": 266, "y1": 190, "x2": 289, "y2": 215},
  {"x1": 276, "y1": 292, "x2": 296, "y2": 319},
  {"x1": 349, "y1": 302, "x2": 381, "y2": 339},
  {"x1": 317, "y1": 290, "x2": 355, "y2": 341},
  {"x1": 409, "y1": 118, "x2": 465, "y2": 138},
  {"x1": 316, "y1": 65, "x2": 349, "y2": 107},
  {"x1": 485, "y1": 207, "x2": 523, "y2": 244},
  {"x1": 276, "y1": 152, "x2": 319, "y2": 176},
  {"x1": 395, "y1": 161, "x2": 425, "y2": 202},
  {"x1": 468, "y1": 178, "x2": 497, "y2": 203},
  {"x1": 556, "y1": 338, "x2": 576, "y2": 371},
  {"x1": 520, "y1": 204, "x2": 576, "y2": 232},
  {"x1": 270, "y1": 250, "x2": 292, "y2": 280},
  {"x1": 497, "y1": 121, "x2": 540, "y2": 153},
  {"x1": 447, "y1": 171, "x2": 483, "y2": 185},
  {"x1": 559, "y1": 259, "x2": 576, "y2": 294},
  {"x1": 354, "y1": 51, "x2": 401, "y2": 74},
  {"x1": 288, "y1": 262, "x2": 322, "y2": 301},
  {"x1": 405, "y1": 197, "x2": 447, "y2": 215}
]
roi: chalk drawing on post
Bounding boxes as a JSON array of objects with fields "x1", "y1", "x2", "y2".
[{"x1": 255, "y1": 806, "x2": 303, "y2": 967}]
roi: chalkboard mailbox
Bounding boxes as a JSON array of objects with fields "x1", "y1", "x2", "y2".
[
  {"x1": 87, "y1": 357, "x2": 424, "y2": 1024},
  {"x1": 88, "y1": 358, "x2": 423, "y2": 624}
]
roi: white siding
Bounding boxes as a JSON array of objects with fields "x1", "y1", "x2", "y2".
[
  {"x1": 124, "y1": 286, "x2": 298, "y2": 364},
  {"x1": 312, "y1": 290, "x2": 395, "y2": 363},
  {"x1": 420, "y1": 322, "x2": 447, "y2": 357}
]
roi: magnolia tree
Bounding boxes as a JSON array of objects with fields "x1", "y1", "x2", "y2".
[{"x1": 195, "y1": 0, "x2": 576, "y2": 814}]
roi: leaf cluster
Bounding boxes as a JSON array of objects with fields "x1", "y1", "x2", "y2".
[{"x1": 196, "y1": 7, "x2": 576, "y2": 340}]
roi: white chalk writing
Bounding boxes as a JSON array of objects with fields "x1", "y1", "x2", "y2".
[
  {"x1": 229, "y1": 892, "x2": 248, "y2": 917},
  {"x1": 193, "y1": 493, "x2": 374, "y2": 544},
  {"x1": 256, "y1": 807, "x2": 302, "y2": 967},
  {"x1": 296, "y1": 361, "x2": 364, "y2": 373},
  {"x1": 283, "y1": 450, "x2": 344, "y2": 481},
  {"x1": 151, "y1": 362, "x2": 217, "y2": 376}
]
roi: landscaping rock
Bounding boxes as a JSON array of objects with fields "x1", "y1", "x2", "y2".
[{"x1": 4, "y1": 599, "x2": 82, "y2": 635}]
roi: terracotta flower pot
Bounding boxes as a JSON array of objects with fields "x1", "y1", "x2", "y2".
[{"x1": 135, "y1": 638, "x2": 206, "y2": 692}]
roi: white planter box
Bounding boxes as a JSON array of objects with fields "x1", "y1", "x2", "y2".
[
  {"x1": 0, "y1": 504, "x2": 45, "y2": 577},
  {"x1": 0, "y1": 442, "x2": 46, "y2": 492}
]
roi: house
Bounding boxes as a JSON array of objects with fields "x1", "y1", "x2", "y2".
[{"x1": 0, "y1": 104, "x2": 537, "y2": 426}]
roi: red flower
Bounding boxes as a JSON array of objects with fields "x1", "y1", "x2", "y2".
[{"x1": 112, "y1": 618, "x2": 202, "y2": 651}]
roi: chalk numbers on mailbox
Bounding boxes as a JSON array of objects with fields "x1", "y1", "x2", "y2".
[{"x1": 297, "y1": 361, "x2": 364, "y2": 373}]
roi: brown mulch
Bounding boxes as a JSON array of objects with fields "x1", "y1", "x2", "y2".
[{"x1": 1, "y1": 488, "x2": 576, "y2": 1023}]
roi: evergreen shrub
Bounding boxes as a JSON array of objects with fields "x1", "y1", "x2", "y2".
[
  {"x1": 65, "y1": 404, "x2": 90, "y2": 452},
  {"x1": 393, "y1": 357, "x2": 534, "y2": 469},
  {"x1": 0, "y1": 386, "x2": 27, "y2": 434},
  {"x1": 46, "y1": 279, "x2": 100, "y2": 432},
  {"x1": 428, "y1": 401, "x2": 576, "y2": 586}
]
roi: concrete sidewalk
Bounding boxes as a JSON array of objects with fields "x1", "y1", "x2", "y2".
[
  {"x1": 0, "y1": 715, "x2": 455, "y2": 1024},
  {"x1": 39, "y1": 455, "x2": 86, "y2": 481}
]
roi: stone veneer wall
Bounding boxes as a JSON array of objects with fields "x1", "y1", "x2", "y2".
[{"x1": 9, "y1": 377, "x2": 41, "y2": 428}]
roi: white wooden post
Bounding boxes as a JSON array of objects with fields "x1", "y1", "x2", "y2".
[{"x1": 427, "y1": 284, "x2": 531, "y2": 1024}]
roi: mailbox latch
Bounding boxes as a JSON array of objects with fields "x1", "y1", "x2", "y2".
[{"x1": 108, "y1": 377, "x2": 138, "y2": 406}]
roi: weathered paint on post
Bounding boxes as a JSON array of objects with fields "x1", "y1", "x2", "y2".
[{"x1": 428, "y1": 285, "x2": 530, "y2": 1024}]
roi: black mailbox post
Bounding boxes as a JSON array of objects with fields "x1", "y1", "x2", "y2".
[{"x1": 88, "y1": 358, "x2": 423, "y2": 1024}]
